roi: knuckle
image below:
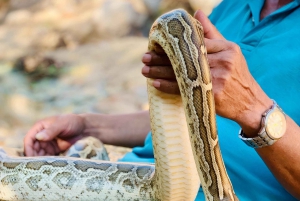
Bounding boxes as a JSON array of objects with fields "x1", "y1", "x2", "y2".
[
  {"x1": 227, "y1": 42, "x2": 240, "y2": 52},
  {"x1": 161, "y1": 67, "x2": 173, "y2": 78},
  {"x1": 213, "y1": 88, "x2": 222, "y2": 100},
  {"x1": 169, "y1": 83, "x2": 180, "y2": 94},
  {"x1": 212, "y1": 72, "x2": 230, "y2": 90},
  {"x1": 220, "y1": 54, "x2": 234, "y2": 69},
  {"x1": 153, "y1": 67, "x2": 162, "y2": 74},
  {"x1": 149, "y1": 67, "x2": 160, "y2": 78},
  {"x1": 150, "y1": 66, "x2": 175, "y2": 79},
  {"x1": 221, "y1": 71, "x2": 231, "y2": 82},
  {"x1": 152, "y1": 53, "x2": 160, "y2": 62},
  {"x1": 161, "y1": 81, "x2": 178, "y2": 94},
  {"x1": 216, "y1": 69, "x2": 231, "y2": 83}
]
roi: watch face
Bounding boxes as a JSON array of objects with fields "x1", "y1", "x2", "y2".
[{"x1": 265, "y1": 108, "x2": 287, "y2": 139}]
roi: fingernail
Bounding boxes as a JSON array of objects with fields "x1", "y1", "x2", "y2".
[
  {"x1": 142, "y1": 54, "x2": 151, "y2": 62},
  {"x1": 153, "y1": 80, "x2": 161, "y2": 88},
  {"x1": 36, "y1": 131, "x2": 47, "y2": 141},
  {"x1": 142, "y1": 66, "x2": 150, "y2": 74}
]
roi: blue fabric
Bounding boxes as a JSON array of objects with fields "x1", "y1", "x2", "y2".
[
  {"x1": 121, "y1": 132, "x2": 155, "y2": 163},
  {"x1": 120, "y1": 0, "x2": 300, "y2": 200}
]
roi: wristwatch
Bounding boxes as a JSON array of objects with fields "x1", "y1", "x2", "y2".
[{"x1": 239, "y1": 100, "x2": 287, "y2": 149}]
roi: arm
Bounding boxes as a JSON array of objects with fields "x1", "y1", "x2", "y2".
[
  {"x1": 24, "y1": 111, "x2": 151, "y2": 156},
  {"x1": 256, "y1": 117, "x2": 300, "y2": 199},
  {"x1": 80, "y1": 111, "x2": 150, "y2": 148},
  {"x1": 141, "y1": 10, "x2": 300, "y2": 199},
  {"x1": 195, "y1": 11, "x2": 300, "y2": 198}
]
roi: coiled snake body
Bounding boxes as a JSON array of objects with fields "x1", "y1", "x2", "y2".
[{"x1": 0, "y1": 9, "x2": 238, "y2": 201}]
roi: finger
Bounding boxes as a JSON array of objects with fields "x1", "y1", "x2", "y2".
[
  {"x1": 142, "y1": 51, "x2": 171, "y2": 66},
  {"x1": 39, "y1": 141, "x2": 60, "y2": 155},
  {"x1": 24, "y1": 121, "x2": 48, "y2": 156},
  {"x1": 35, "y1": 122, "x2": 65, "y2": 142},
  {"x1": 205, "y1": 38, "x2": 227, "y2": 54},
  {"x1": 32, "y1": 141, "x2": 40, "y2": 156},
  {"x1": 38, "y1": 149, "x2": 45, "y2": 156},
  {"x1": 207, "y1": 52, "x2": 225, "y2": 68},
  {"x1": 51, "y1": 140, "x2": 61, "y2": 155},
  {"x1": 142, "y1": 65, "x2": 176, "y2": 80},
  {"x1": 57, "y1": 138, "x2": 73, "y2": 152},
  {"x1": 151, "y1": 44, "x2": 165, "y2": 55},
  {"x1": 194, "y1": 10, "x2": 224, "y2": 40},
  {"x1": 209, "y1": 67, "x2": 229, "y2": 97},
  {"x1": 151, "y1": 79, "x2": 180, "y2": 95},
  {"x1": 33, "y1": 141, "x2": 40, "y2": 151}
]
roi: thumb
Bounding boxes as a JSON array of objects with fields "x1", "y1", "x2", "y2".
[
  {"x1": 35, "y1": 125, "x2": 62, "y2": 141},
  {"x1": 194, "y1": 10, "x2": 224, "y2": 40}
]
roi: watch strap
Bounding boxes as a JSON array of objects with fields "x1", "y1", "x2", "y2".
[
  {"x1": 238, "y1": 129, "x2": 276, "y2": 149},
  {"x1": 238, "y1": 100, "x2": 285, "y2": 149}
]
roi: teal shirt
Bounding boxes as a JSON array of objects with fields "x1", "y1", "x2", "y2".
[{"x1": 120, "y1": 0, "x2": 300, "y2": 200}]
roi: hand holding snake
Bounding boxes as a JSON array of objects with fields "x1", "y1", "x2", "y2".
[
  {"x1": 24, "y1": 114, "x2": 86, "y2": 156},
  {"x1": 142, "y1": 10, "x2": 273, "y2": 138}
]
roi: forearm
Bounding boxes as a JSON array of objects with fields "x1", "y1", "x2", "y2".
[
  {"x1": 256, "y1": 116, "x2": 300, "y2": 199},
  {"x1": 79, "y1": 111, "x2": 151, "y2": 148},
  {"x1": 235, "y1": 91, "x2": 300, "y2": 198},
  {"x1": 230, "y1": 82, "x2": 300, "y2": 198}
]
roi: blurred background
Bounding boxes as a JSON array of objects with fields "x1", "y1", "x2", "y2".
[{"x1": 0, "y1": 0, "x2": 221, "y2": 160}]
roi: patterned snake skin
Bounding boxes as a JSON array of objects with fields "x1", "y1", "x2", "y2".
[{"x1": 0, "y1": 9, "x2": 238, "y2": 201}]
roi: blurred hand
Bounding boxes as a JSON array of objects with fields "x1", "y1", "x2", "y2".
[
  {"x1": 24, "y1": 114, "x2": 85, "y2": 156},
  {"x1": 141, "y1": 10, "x2": 272, "y2": 134}
]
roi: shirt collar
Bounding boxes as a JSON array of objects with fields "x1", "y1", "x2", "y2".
[
  {"x1": 247, "y1": 0, "x2": 264, "y2": 25},
  {"x1": 247, "y1": 0, "x2": 300, "y2": 25}
]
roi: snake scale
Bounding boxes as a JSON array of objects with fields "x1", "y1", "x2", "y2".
[{"x1": 0, "y1": 9, "x2": 238, "y2": 201}]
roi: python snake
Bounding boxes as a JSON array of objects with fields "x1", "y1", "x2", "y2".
[{"x1": 0, "y1": 9, "x2": 238, "y2": 201}]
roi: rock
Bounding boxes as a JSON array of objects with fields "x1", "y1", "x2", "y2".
[
  {"x1": 58, "y1": 15, "x2": 96, "y2": 45},
  {"x1": 32, "y1": 31, "x2": 66, "y2": 50},
  {"x1": 32, "y1": 8, "x2": 61, "y2": 23},
  {"x1": 4, "y1": 9, "x2": 32, "y2": 24},
  {"x1": 93, "y1": 0, "x2": 148, "y2": 38},
  {"x1": 159, "y1": 0, "x2": 194, "y2": 15},
  {"x1": 188, "y1": 0, "x2": 222, "y2": 15},
  {"x1": 0, "y1": 128, "x2": 10, "y2": 143},
  {"x1": 0, "y1": 0, "x2": 9, "y2": 21},
  {"x1": 7, "y1": 94, "x2": 34, "y2": 121},
  {"x1": 13, "y1": 55, "x2": 63, "y2": 81},
  {"x1": 9, "y1": 0, "x2": 40, "y2": 10},
  {"x1": 142, "y1": 0, "x2": 161, "y2": 15}
]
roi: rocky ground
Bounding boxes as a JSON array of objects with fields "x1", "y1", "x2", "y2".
[{"x1": 0, "y1": 0, "x2": 220, "y2": 161}]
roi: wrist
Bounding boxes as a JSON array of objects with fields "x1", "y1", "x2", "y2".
[
  {"x1": 78, "y1": 113, "x2": 92, "y2": 136},
  {"x1": 236, "y1": 97, "x2": 273, "y2": 138},
  {"x1": 78, "y1": 113, "x2": 113, "y2": 143},
  {"x1": 239, "y1": 100, "x2": 287, "y2": 148}
]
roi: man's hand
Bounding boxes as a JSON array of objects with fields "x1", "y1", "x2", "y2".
[
  {"x1": 24, "y1": 114, "x2": 85, "y2": 156},
  {"x1": 24, "y1": 111, "x2": 152, "y2": 156},
  {"x1": 142, "y1": 10, "x2": 272, "y2": 136}
]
